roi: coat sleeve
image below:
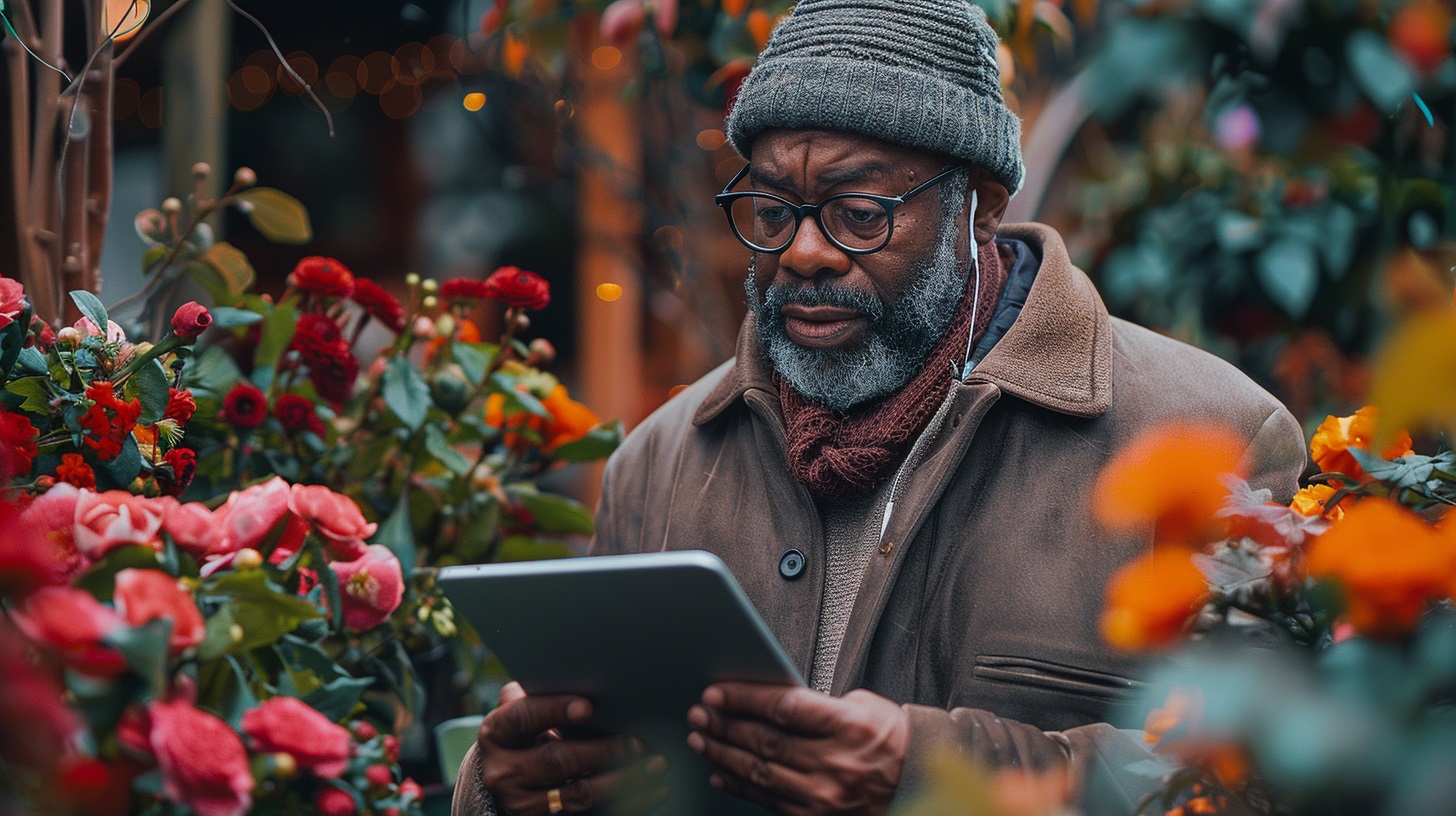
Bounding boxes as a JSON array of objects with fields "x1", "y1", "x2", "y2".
[
  {"x1": 897, "y1": 705, "x2": 1164, "y2": 814},
  {"x1": 1240, "y1": 405, "x2": 1307, "y2": 504},
  {"x1": 451, "y1": 743, "x2": 499, "y2": 816}
]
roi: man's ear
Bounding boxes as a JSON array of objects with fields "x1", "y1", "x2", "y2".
[{"x1": 969, "y1": 174, "x2": 1010, "y2": 246}]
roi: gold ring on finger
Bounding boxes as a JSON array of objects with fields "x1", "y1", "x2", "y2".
[{"x1": 547, "y1": 787, "x2": 564, "y2": 814}]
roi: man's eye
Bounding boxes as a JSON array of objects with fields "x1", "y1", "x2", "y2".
[{"x1": 757, "y1": 205, "x2": 792, "y2": 224}]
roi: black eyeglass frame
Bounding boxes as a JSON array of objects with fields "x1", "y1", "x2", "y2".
[{"x1": 713, "y1": 163, "x2": 964, "y2": 255}]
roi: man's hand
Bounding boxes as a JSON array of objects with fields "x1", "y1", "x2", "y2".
[
  {"x1": 685, "y1": 683, "x2": 909, "y2": 816},
  {"x1": 475, "y1": 682, "x2": 669, "y2": 815}
]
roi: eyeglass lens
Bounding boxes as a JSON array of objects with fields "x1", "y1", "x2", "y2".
[{"x1": 728, "y1": 195, "x2": 891, "y2": 252}]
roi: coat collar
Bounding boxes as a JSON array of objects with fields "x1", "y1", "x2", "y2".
[{"x1": 692, "y1": 221, "x2": 1112, "y2": 426}]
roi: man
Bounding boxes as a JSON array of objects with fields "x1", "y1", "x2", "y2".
[{"x1": 455, "y1": 1, "x2": 1307, "y2": 814}]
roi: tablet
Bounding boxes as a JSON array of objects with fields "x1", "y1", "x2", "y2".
[{"x1": 439, "y1": 550, "x2": 803, "y2": 816}]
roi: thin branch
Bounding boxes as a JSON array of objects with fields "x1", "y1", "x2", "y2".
[
  {"x1": 114, "y1": 0, "x2": 197, "y2": 69},
  {"x1": 27, "y1": 0, "x2": 66, "y2": 321},
  {"x1": 222, "y1": 0, "x2": 334, "y2": 137},
  {"x1": 4, "y1": 34, "x2": 42, "y2": 318},
  {"x1": 4, "y1": 0, "x2": 39, "y2": 44},
  {"x1": 84, "y1": 52, "x2": 115, "y2": 293}
]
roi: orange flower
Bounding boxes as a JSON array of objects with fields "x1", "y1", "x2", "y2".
[
  {"x1": 1289, "y1": 484, "x2": 1345, "y2": 521},
  {"x1": 424, "y1": 318, "x2": 483, "y2": 363},
  {"x1": 746, "y1": 9, "x2": 774, "y2": 48},
  {"x1": 55, "y1": 454, "x2": 96, "y2": 490},
  {"x1": 1092, "y1": 422, "x2": 1246, "y2": 547},
  {"x1": 1306, "y1": 498, "x2": 1456, "y2": 637},
  {"x1": 1101, "y1": 548, "x2": 1207, "y2": 651},
  {"x1": 1309, "y1": 406, "x2": 1413, "y2": 482},
  {"x1": 485, "y1": 384, "x2": 599, "y2": 452}
]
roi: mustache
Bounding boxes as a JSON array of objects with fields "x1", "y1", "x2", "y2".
[{"x1": 760, "y1": 281, "x2": 886, "y2": 323}]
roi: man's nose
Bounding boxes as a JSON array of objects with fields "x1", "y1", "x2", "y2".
[{"x1": 778, "y1": 215, "x2": 852, "y2": 279}]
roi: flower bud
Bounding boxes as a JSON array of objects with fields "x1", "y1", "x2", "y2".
[
  {"x1": 511, "y1": 312, "x2": 531, "y2": 333},
  {"x1": 412, "y1": 316, "x2": 437, "y2": 339},
  {"x1": 272, "y1": 752, "x2": 298, "y2": 777},
  {"x1": 405, "y1": 272, "x2": 421, "y2": 287},
  {"x1": 57, "y1": 326, "x2": 81, "y2": 345},
  {"x1": 170, "y1": 301, "x2": 212, "y2": 339},
  {"x1": 233, "y1": 167, "x2": 257, "y2": 188},
  {"x1": 33, "y1": 475, "x2": 56, "y2": 490},
  {"x1": 421, "y1": 295, "x2": 438, "y2": 311},
  {"x1": 230, "y1": 624, "x2": 245, "y2": 643},
  {"x1": 234, "y1": 548, "x2": 263, "y2": 570},
  {"x1": 368, "y1": 356, "x2": 389, "y2": 378},
  {"x1": 192, "y1": 162, "x2": 212, "y2": 178},
  {"x1": 351, "y1": 721, "x2": 378, "y2": 741},
  {"x1": 525, "y1": 338, "x2": 556, "y2": 367},
  {"x1": 161, "y1": 197, "x2": 183, "y2": 214},
  {"x1": 421, "y1": 278, "x2": 438, "y2": 294},
  {"x1": 435, "y1": 313, "x2": 456, "y2": 338}
]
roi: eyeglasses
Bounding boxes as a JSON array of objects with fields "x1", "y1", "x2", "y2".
[{"x1": 714, "y1": 164, "x2": 962, "y2": 255}]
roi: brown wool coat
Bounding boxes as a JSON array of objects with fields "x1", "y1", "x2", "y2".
[{"x1": 453, "y1": 223, "x2": 1307, "y2": 815}]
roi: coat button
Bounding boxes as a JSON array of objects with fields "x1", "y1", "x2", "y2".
[{"x1": 778, "y1": 549, "x2": 806, "y2": 580}]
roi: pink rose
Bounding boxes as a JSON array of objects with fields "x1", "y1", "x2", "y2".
[
  {"x1": 155, "y1": 498, "x2": 224, "y2": 558},
  {"x1": 113, "y1": 569, "x2": 206, "y2": 655},
  {"x1": 330, "y1": 545, "x2": 404, "y2": 631},
  {"x1": 170, "y1": 301, "x2": 212, "y2": 339},
  {"x1": 74, "y1": 490, "x2": 165, "y2": 560},
  {"x1": 147, "y1": 698, "x2": 254, "y2": 816},
  {"x1": 288, "y1": 484, "x2": 375, "y2": 560},
  {"x1": 21, "y1": 483, "x2": 85, "y2": 579},
  {"x1": 215, "y1": 477, "x2": 294, "y2": 553},
  {"x1": 0, "y1": 275, "x2": 25, "y2": 329},
  {"x1": 241, "y1": 697, "x2": 351, "y2": 777},
  {"x1": 74, "y1": 316, "x2": 127, "y2": 343},
  {"x1": 11, "y1": 586, "x2": 126, "y2": 676}
]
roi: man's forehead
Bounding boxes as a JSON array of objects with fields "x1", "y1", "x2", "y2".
[{"x1": 748, "y1": 129, "x2": 943, "y2": 188}]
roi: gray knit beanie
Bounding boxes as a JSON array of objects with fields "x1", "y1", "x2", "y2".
[{"x1": 724, "y1": 0, "x2": 1024, "y2": 194}]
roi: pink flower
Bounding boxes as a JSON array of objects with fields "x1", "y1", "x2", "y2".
[
  {"x1": 0, "y1": 275, "x2": 25, "y2": 329},
  {"x1": 314, "y1": 786, "x2": 357, "y2": 816},
  {"x1": 288, "y1": 484, "x2": 375, "y2": 560},
  {"x1": 146, "y1": 698, "x2": 254, "y2": 816},
  {"x1": 170, "y1": 301, "x2": 212, "y2": 339},
  {"x1": 74, "y1": 316, "x2": 127, "y2": 343},
  {"x1": 73, "y1": 490, "x2": 165, "y2": 560},
  {"x1": 215, "y1": 477, "x2": 295, "y2": 553},
  {"x1": 155, "y1": 498, "x2": 224, "y2": 558},
  {"x1": 0, "y1": 500, "x2": 68, "y2": 598},
  {"x1": 330, "y1": 546, "x2": 405, "y2": 631},
  {"x1": 241, "y1": 697, "x2": 351, "y2": 777},
  {"x1": 21, "y1": 483, "x2": 85, "y2": 579},
  {"x1": 11, "y1": 586, "x2": 126, "y2": 676},
  {"x1": 113, "y1": 569, "x2": 206, "y2": 655}
]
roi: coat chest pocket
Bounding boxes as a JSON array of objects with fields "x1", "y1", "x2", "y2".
[{"x1": 972, "y1": 655, "x2": 1143, "y2": 702}]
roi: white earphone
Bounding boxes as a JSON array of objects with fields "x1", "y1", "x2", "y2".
[{"x1": 960, "y1": 188, "x2": 981, "y2": 380}]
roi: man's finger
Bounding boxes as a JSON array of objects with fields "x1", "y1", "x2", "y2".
[
  {"x1": 689, "y1": 707, "x2": 816, "y2": 773},
  {"x1": 550, "y1": 758, "x2": 671, "y2": 815},
  {"x1": 498, "y1": 681, "x2": 527, "y2": 707},
  {"x1": 481, "y1": 694, "x2": 593, "y2": 749},
  {"x1": 702, "y1": 683, "x2": 840, "y2": 735},
  {"x1": 689, "y1": 730, "x2": 813, "y2": 804},
  {"x1": 516, "y1": 736, "x2": 640, "y2": 789}
]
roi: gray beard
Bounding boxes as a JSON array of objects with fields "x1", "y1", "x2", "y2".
[{"x1": 746, "y1": 226, "x2": 967, "y2": 413}]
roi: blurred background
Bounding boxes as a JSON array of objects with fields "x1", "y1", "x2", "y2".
[{"x1": 6, "y1": 0, "x2": 1456, "y2": 466}]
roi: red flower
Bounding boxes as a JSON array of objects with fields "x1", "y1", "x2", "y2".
[
  {"x1": 290, "y1": 313, "x2": 348, "y2": 365},
  {"x1": 314, "y1": 786, "x2": 357, "y2": 816},
  {"x1": 220, "y1": 382, "x2": 267, "y2": 429},
  {"x1": 288, "y1": 484, "x2": 375, "y2": 560},
  {"x1": 310, "y1": 351, "x2": 359, "y2": 406},
  {"x1": 351, "y1": 279, "x2": 405, "y2": 333},
  {"x1": 482, "y1": 266, "x2": 550, "y2": 311},
  {"x1": 330, "y1": 545, "x2": 405, "y2": 631},
  {"x1": 158, "y1": 448, "x2": 197, "y2": 496},
  {"x1": 155, "y1": 498, "x2": 223, "y2": 558},
  {"x1": 0, "y1": 618, "x2": 79, "y2": 777},
  {"x1": 113, "y1": 568, "x2": 206, "y2": 655},
  {"x1": 0, "y1": 275, "x2": 26, "y2": 329},
  {"x1": 11, "y1": 586, "x2": 126, "y2": 677},
  {"x1": 165, "y1": 388, "x2": 197, "y2": 424},
  {"x1": 0, "y1": 409, "x2": 39, "y2": 481},
  {"x1": 290, "y1": 257, "x2": 355, "y2": 299},
  {"x1": 170, "y1": 301, "x2": 212, "y2": 339},
  {"x1": 439, "y1": 278, "x2": 493, "y2": 304},
  {"x1": 214, "y1": 477, "x2": 303, "y2": 554},
  {"x1": 79, "y1": 382, "x2": 143, "y2": 461},
  {"x1": 0, "y1": 501, "x2": 69, "y2": 598},
  {"x1": 274, "y1": 393, "x2": 326, "y2": 436},
  {"x1": 74, "y1": 490, "x2": 165, "y2": 560},
  {"x1": 56, "y1": 453, "x2": 96, "y2": 489},
  {"x1": 241, "y1": 697, "x2": 351, "y2": 777},
  {"x1": 145, "y1": 698, "x2": 254, "y2": 816}
]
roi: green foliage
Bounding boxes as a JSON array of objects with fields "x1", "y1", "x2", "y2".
[{"x1": 234, "y1": 187, "x2": 313, "y2": 244}]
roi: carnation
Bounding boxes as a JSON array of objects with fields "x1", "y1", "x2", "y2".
[
  {"x1": 310, "y1": 351, "x2": 359, "y2": 406},
  {"x1": 290, "y1": 313, "x2": 348, "y2": 365},
  {"x1": 439, "y1": 278, "x2": 493, "y2": 305},
  {"x1": 158, "y1": 448, "x2": 198, "y2": 496},
  {"x1": 290, "y1": 257, "x2": 355, "y2": 299},
  {"x1": 78, "y1": 382, "x2": 143, "y2": 461},
  {"x1": 482, "y1": 266, "x2": 550, "y2": 311},
  {"x1": 220, "y1": 382, "x2": 268, "y2": 429},
  {"x1": 164, "y1": 388, "x2": 197, "y2": 424},
  {"x1": 274, "y1": 394, "x2": 327, "y2": 436},
  {"x1": 56, "y1": 453, "x2": 96, "y2": 489},
  {"x1": 351, "y1": 278, "x2": 406, "y2": 333}
]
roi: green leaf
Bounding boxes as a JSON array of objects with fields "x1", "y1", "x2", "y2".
[
  {"x1": 203, "y1": 569, "x2": 323, "y2": 653},
  {"x1": 451, "y1": 342, "x2": 498, "y2": 388},
  {"x1": 491, "y1": 372, "x2": 550, "y2": 419},
  {"x1": 70, "y1": 290, "x2": 108, "y2": 332},
  {"x1": 197, "y1": 654, "x2": 259, "y2": 729},
  {"x1": 126, "y1": 358, "x2": 171, "y2": 425},
  {"x1": 255, "y1": 298, "x2": 299, "y2": 375},
  {"x1": 495, "y1": 535, "x2": 574, "y2": 562},
  {"x1": 5, "y1": 377, "x2": 51, "y2": 415},
  {"x1": 424, "y1": 424, "x2": 472, "y2": 475},
  {"x1": 382, "y1": 356, "x2": 431, "y2": 431},
  {"x1": 507, "y1": 488, "x2": 595, "y2": 536},
  {"x1": 1256, "y1": 238, "x2": 1318, "y2": 319},
  {"x1": 183, "y1": 345, "x2": 243, "y2": 396},
  {"x1": 141, "y1": 245, "x2": 169, "y2": 275},
  {"x1": 236, "y1": 187, "x2": 313, "y2": 244},
  {"x1": 75, "y1": 545, "x2": 166, "y2": 602},
  {"x1": 0, "y1": 312, "x2": 28, "y2": 381},
  {"x1": 373, "y1": 493, "x2": 417, "y2": 575},
  {"x1": 303, "y1": 675, "x2": 374, "y2": 722},
  {"x1": 550, "y1": 421, "x2": 622, "y2": 462},
  {"x1": 104, "y1": 619, "x2": 173, "y2": 697},
  {"x1": 197, "y1": 605, "x2": 238, "y2": 661},
  {"x1": 198, "y1": 242, "x2": 257, "y2": 301},
  {"x1": 97, "y1": 434, "x2": 143, "y2": 489},
  {"x1": 208, "y1": 306, "x2": 263, "y2": 329},
  {"x1": 1346, "y1": 30, "x2": 1414, "y2": 114},
  {"x1": 15, "y1": 347, "x2": 47, "y2": 376}
]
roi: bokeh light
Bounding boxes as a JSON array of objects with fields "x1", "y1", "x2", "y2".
[
  {"x1": 277, "y1": 51, "x2": 318, "y2": 96},
  {"x1": 113, "y1": 78, "x2": 140, "y2": 121},
  {"x1": 463, "y1": 92, "x2": 487, "y2": 111},
  {"x1": 596, "y1": 283, "x2": 624, "y2": 302},
  {"x1": 591, "y1": 46, "x2": 622, "y2": 71},
  {"x1": 695, "y1": 129, "x2": 727, "y2": 151},
  {"x1": 138, "y1": 87, "x2": 163, "y2": 128},
  {"x1": 359, "y1": 51, "x2": 398, "y2": 95},
  {"x1": 379, "y1": 79, "x2": 423, "y2": 119}
]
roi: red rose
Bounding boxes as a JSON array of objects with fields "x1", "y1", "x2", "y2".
[
  {"x1": 314, "y1": 786, "x2": 356, "y2": 816},
  {"x1": 146, "y1": 698, "x2": 254, "y2": 816},
  {"x1": 19, "y1": 485, "x2": 85, "y2": 582},
  {"x1": 214, "y1": 477, "x2": 298, "y2": 553},
  {"x1": 165, "y1": 388, "x2": 197, "y2": 424},
  {"x1": 351, "y1": 279, "x2": 405, "y2": 333},
  {"x1": 155, "y1": 498, "x2": 223, "y2": 558},
  {"x1": 158, "y1": 447, "x2": 197, "y2": 496},
  {"x1": 12, "y1": 586, "x2": 125, "y2": 676},
  {"x1": 220, "y1": 382, "x2": 268, "y2": 429},
  {"x1": 0, "y1": 409, "x2": 39, "y2": 481},
  {"x1": 0, "y1": 275, "x2": 26, "y2": 329},
  {"x1": 241, "y1": 697, "x2": 351, "y2": 777},
  {"x1": 0, "y1": 501, "x2": 68, "y2": 598},
  {"x1": 170, "y1": 301, "x2": 212, "y2": 339},
  {"x1": 309, "y1": 351, "x2": 359, "y2": 406},
  {"x1": 274, "y1": 393, "x2": 326, "y2": 436},
  {"x1": 74, "y1": 490, "x2": 165, "y2": 560},
  {"x1": 113, "y1": 568, "x2": 206, "y2": 655},
  {"x1": 290, "y1": 313, "x2": 348, "y2": 365},
  {"x1": 482, "y1": 266, "x2": 550, "y2": 311},
  {"x1": 329, "y1": 545, "x2": 404, "y2": 631},
  {"x1": 439, "y1": 278, "x2": 493, "y2": 305},
  {"x1": 0, "y1": 618, "x2": 80, "y2": 775},
  {"x1": 290, "y1": 257, "x2": 355, "y2": 299}
]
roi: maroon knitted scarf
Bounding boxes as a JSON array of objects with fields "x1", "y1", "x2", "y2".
[{"x1": 777, "y1": 240, "x2": 1007, "y2": 499}]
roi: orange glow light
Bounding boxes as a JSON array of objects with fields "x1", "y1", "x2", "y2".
[{"x1": 463, "y1": 92, "x2": 487, "y2": 111}]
